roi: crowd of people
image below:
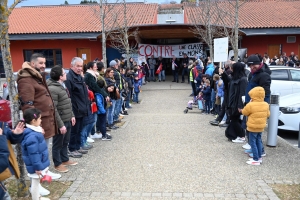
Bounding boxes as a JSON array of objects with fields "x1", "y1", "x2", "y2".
[{"x1": 0, "y1": 53, "x2": 145, "y2": 200}]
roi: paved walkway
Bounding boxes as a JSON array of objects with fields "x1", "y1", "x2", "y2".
[{"x1": 56, "y1": 77, "x2": 300, "y2": 200}]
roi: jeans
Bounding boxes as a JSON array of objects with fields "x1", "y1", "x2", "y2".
[
  {"x1": 181, "y1": 67, "x2": 189, "y2": 82},
  {"x1": 52, "y1": 121, "x2": 71, "y2": 167},
  {"x1": 172, "y1": 70, "x2": 178, "y2": 82},
  {"x1": 81, "y1": 113, "x2": 97, "y2": 146},
  {"x1": 150, "y1": 69, "x2": 155, "y2": 81},
  {"x1": 107, "y1": 99, "x2": 116, "y2": 125},
  {"x1": 211, "y1": 89, "x2": 216, "y2": 107},
  {"x1": 246, "y1": 130, "x2": 265, "y2": 154},
  {"x1": 249, "y1": 132, "x2": 262, "y2": 161},
  {"x1": 125, "y1": 90, "x2": 132, "y2": 108},
  {"x1": 158, "y1": 70, "x2": 165, "y2": 81},
  {"x1": 96, "y1": 113, "x2": 108, "y2": 137},
  {"x1": 114, "y1": 98, "x2": 123, "y2": 121},
  {"x1": 205, "y1": 100, "x2": 211, "y2": 114},
  {"x1": 69, "y1": 117, "x2": 83, "y2": 152},
  {"x1": 133, "y1": 92, "x2": 139, "y2": 103}
]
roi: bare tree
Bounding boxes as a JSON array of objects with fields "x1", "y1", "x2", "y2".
[
  {"x1": 187, "y1": 0, "x2": 221, "y2": 61},
  {"x1": 108, "y1": 0, "x2": 139, "y2": 68},
  {"x1": 0, "y1": 0, "x2": 28, "y2": 197},
  {"x1": 216, "y1": 0, "x2": 248, "y2": 61}
]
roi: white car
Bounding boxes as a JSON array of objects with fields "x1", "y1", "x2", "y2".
[
  {"x1": 269, "y1": 66, "x2": 300, "y2": 96},
  {"x1": 278, "y1": 93, "x2": 300, "y2": 131}
]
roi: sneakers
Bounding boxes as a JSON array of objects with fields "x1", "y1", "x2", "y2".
[
  {"x1": 62, "y1": 160, "x2": 78, "y2": 166},
  {"x1": 232, "y1": 137, "x2": 246, "y2": 143},
  {"x1": 102, "y1": 135, "x2": 112, "y2": 141},
  {"x1": 78, "y1": 148, "x2": 88, "y2": 154},
  {"x1": 109, "y1": 125, "x2": 119, "y2": 130},
  {"x1": 47, "y1": 170, "x2": 61, "y2": 179},
  {"x1": 244, "y1": 149, "x2": 252, "y2": 154},
  {"x1": 114, "y1": 119, "x2": 122, "y2": 123},
  {"x1": 68, "y1": 150, "x2": 82, "y2": 158},
  {"x1": 81, "y1": 143, "x2": 93, "y2": 150},
  {"x1": 87, "y1": 137, "x2": 95, "y2": 143},
  {"x1": 119, "y1": 113, "x2": 125, "y2": 117},
  {"x1": 124, "y1": 108, "x2": 128, "y2": 111},
  {"x1": 209, "y1": 120, "x2": 219, "y2": 126},
  {"x1": 54, "y1": 164, "x2": 68, "y2": 173},
  {"x1": 242, "y1": 143, "x2": 251, "y2": 150},
  {"x1": 219, "y1": 121, "x2": 226, "y2": 125},
  {"x1": 249, "y1": 153, "x2": 266, "y2": 158},
  {"x1": 248, "y1": 158, "x2": 263, "y2": 163},
  {"x1": 90, "y1": 133, "x2": 102, "y2": 139},
  {"x1": 38, "y1": 184, "x2": 50, "y2": 196},
  {"x1": 246, "y1": 159, "x2": 261, "y2": 165}
]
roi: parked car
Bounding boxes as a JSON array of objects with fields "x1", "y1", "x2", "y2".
[
  {"x1": 2, "y1": 68, "x2": 69, "y2": 100},
  {"x1": 269, "y1": 66, "x2": 300, "y2": 96},
  {"x1": 278, "y1": 92, "x2": 300, "y2": 131}
]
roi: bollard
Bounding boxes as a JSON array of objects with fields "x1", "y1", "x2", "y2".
[{"x1": 267, "y1": 94, "x2": 280, "y2": 147}]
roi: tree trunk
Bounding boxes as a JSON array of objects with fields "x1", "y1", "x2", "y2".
[
  {"x1": 234, "y1": 0, "x2": 239, "y2": 62},
  {"x1": 100, "y1": 0, "x2": 107, "y2": 68},
  {"x1": 0, "y1": 12, "x2": 28, "y2": 198}
]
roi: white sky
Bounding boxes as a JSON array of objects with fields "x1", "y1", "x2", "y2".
[{"x1": 8, "y1": 0, "x2": 181, "y2": 7}]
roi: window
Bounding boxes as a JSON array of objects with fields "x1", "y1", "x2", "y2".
[
  {"x1": 270, "y1": 69, "x2": 289, "y2": 80},
  {"x1": 23, "y1": 49, "x2": 62, "y2": 68},
  {"x1": 290, "y1": 70, "x2": 300, "y2": 81}
]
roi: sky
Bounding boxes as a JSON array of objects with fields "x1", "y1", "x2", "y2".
[{"x1": 8, "y1": 0, "x2": 180, "y2": 7}]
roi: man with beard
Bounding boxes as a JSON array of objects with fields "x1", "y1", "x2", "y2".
[{"x1": 17, "y1": 53, "x2": 61, "y2": 196}]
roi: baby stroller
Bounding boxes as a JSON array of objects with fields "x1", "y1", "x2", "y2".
[{"x1": 183, "y1": 95, "x2": 204, "y2": 114}]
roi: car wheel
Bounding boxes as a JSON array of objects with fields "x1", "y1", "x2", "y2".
[{"x1": 6, "y1": 95, "x2": 9, "y2": 101}]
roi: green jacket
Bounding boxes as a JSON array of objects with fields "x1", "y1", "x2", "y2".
[{"x1": 46, "y1": 78, "x2": 74, "y2": 128}]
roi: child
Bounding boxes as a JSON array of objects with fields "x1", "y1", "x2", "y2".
[
  {"x1": 133, "y1": 74, "x2": 141, "y2": 103},
  {"x1": 21, "y1": 108, "x2": 51, "y2": 200},
  {"x1": 95, "y1": 79, "x2": 112, "y2": 141},
  {"x1": 201, "y1": 79, "x2": 211, "y2": 114},
  {"x1": 241, "y1": 87, "x2": 270, "y2": 166}
]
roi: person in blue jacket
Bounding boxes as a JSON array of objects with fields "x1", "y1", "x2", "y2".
[
  {"x1": 201, "y1": 79, "x2": 212, "y2": 114},
  {"x1": 95, "y1": 79, "x2": 112, "y2": 141},
  {"x1": 21, "y1": 108, "x2": 51, "y2": 200},
  {"x1": 0, "y1": 121, "x2": 24, "y2": 200}
]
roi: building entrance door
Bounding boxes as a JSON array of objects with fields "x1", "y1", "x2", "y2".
[
  {"x1": 268, "y1": 44, "x2": 280, "y2": 59},
  {"x1": 77, "y1": 48, "x2": 91, "y2": 65}
]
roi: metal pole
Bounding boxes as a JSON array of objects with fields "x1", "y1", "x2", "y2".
[{"x1": 267, "y1": 94, "x2": 279, "y2": 147}]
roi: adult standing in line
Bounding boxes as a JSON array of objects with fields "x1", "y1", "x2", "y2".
[
  {"x1": 64, "y1": 57, "x2": 91, "y2": 157},
  {"x1": 157, "y1": 56, "x2": 166, "y2": 82},
  {"x1": 171, "y1": 56, "x2": 179, "y2": 83},
  {"x1": 17, "y1": 53, "x2": 61, "y2": 196},
  {"x1": 47, "y1": 66, "x2": 77, "y2": 172},
  {"x1": 181, "y1": 53, "x2": 189, "y2": 83},
  {"x1": 148, "y1": 55, "x2": 157, "y2": 82}
]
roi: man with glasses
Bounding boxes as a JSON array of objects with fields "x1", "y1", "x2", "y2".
[{"x1": 47, "y1": 65, "x2": 77, "y2": 173}]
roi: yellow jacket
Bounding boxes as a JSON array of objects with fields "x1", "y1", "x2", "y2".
[{"x1": 242, "y1": 87, "x2": 270, "y2": 133}]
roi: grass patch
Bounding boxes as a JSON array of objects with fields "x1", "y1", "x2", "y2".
[
  {"x1": 270, "y1": 184, "x2": 300, "y2": 200},
  {"x1": 5, "y1": 180, "x2": 72, "y2": 200}
]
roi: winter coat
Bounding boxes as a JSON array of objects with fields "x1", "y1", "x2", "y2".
[
  {"x1": 105, "y1": 77, "x2": 118, "y2": 100},
  {"x1": 0, "y1": 122, "x2": 22, "y2": 182},
  {"x1": 245, "y1": 64, "x2": 271, "y2": 103},
  {"x1": 133, "y1": 80, "x2": 141, "y2": 93},
  {"x1": 205, "y1": 63, "x2": 214, "y2": 77},
  {"x1": 157, "y1": 59, "x2": 166, "y2": 70},
  {"x1": 65, "y1": 69, "x2": 91, "y2": 118},
  {"x1": 21, "y1": 128, "x2": 50, "y2": 174},
  {"x1": 46, "y1": 79, "x2": 74, "y2": 128},
  {"x1": 84, "y1": 71, "x2": 108, "y2": 98},
  {"x1": 172, "y1": 59, "x2": 180, "y2": 71},
  {"x1": 17, "y1": 62, "x2": 57, "y2": 139},
  {"x1": 202, "y1": 86, "x2": 211, "y2": 101},
  {"x1": 228, "y1": 76, "x2": 248, "y2": 116},
  {"x1": 242, "y1": 87, "x2": 270, "y2": 132},
  {"x1": 148, "y1": 58, "x2": 156, "y2": 70},
  {"x1": 95, "y1": 93, "x2": 106, "y2": 114},
  {"x1": 216, "y1": 80, "x2": 224, "y2": 97},
  {"x1": 112, "y1": 68, "x2": 124, "y2": 90}
]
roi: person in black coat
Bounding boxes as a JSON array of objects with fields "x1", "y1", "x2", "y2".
[{"x1": 171, "y1": 56, "x2": 180, "y2": 83}]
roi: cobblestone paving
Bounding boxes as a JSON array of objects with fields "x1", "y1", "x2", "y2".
[{"x1": 54, "y1": 79, "x2": 300, "y2": 200}]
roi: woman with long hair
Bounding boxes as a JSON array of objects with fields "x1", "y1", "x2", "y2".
[{"x1": 225, "y1": 62, "x2": 248, "y2": 142}]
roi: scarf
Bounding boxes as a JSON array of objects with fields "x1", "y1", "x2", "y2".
[
  {"x1": 251, "y1": 63, "x2": 264, "y2": 74},
  {"x1": 26, "y1": 124, "x2": 43, "y2": 133},
  {"x1": 86, "y1": 69, "x2": 99, "y2": 79}
]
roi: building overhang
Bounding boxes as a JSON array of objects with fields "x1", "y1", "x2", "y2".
[
  {"x1": 8, "y1": 32, "x2": 100, "y2": 40},
  {"x1": 240, "y1": 28, "x2": 300, "y2": 36}
]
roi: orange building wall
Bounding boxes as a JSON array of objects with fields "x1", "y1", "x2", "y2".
[
  {"x1": 241, "y1": 35, "x2": 300, "y2": 56},
  {"x1": 10, "y1": 39, "x2": 102, "y2": 71}
]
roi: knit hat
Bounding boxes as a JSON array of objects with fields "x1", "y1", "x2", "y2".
[
  {"x1": 109, "y1": 60, "x2": 117, "y2": 67},
  {"x1": 247, "y1": 55, "x2": 261, "y2": 65}
]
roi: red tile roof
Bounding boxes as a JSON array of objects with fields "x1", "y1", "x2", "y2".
[
  {"x1": 8, "y1": 4, "x2": 158, "y2": 34},
  {"x1": 8, "y1": 1, "x2": 300, "y2": 35}
]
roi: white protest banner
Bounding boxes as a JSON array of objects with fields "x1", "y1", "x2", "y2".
[
  {"x1": 138, "y1": 43, "x2": 204, "y2": 58},
  {"x1": 214, "y1": 37, "x2": 228, "y2": 62}
]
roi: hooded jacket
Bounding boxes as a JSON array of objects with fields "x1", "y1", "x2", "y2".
[
  {"x1": 242, "y1": 87, "x2": 270, "y2": 132},
  {"x1": 46, "y1": 78, "x2": 74, "y2": 128},
  {"x1": 17, "y1": 62, "x2": 57, "y2": 139},
  {"x1": 205, "y1": 63, "x2": 214, "y2": 77}
]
